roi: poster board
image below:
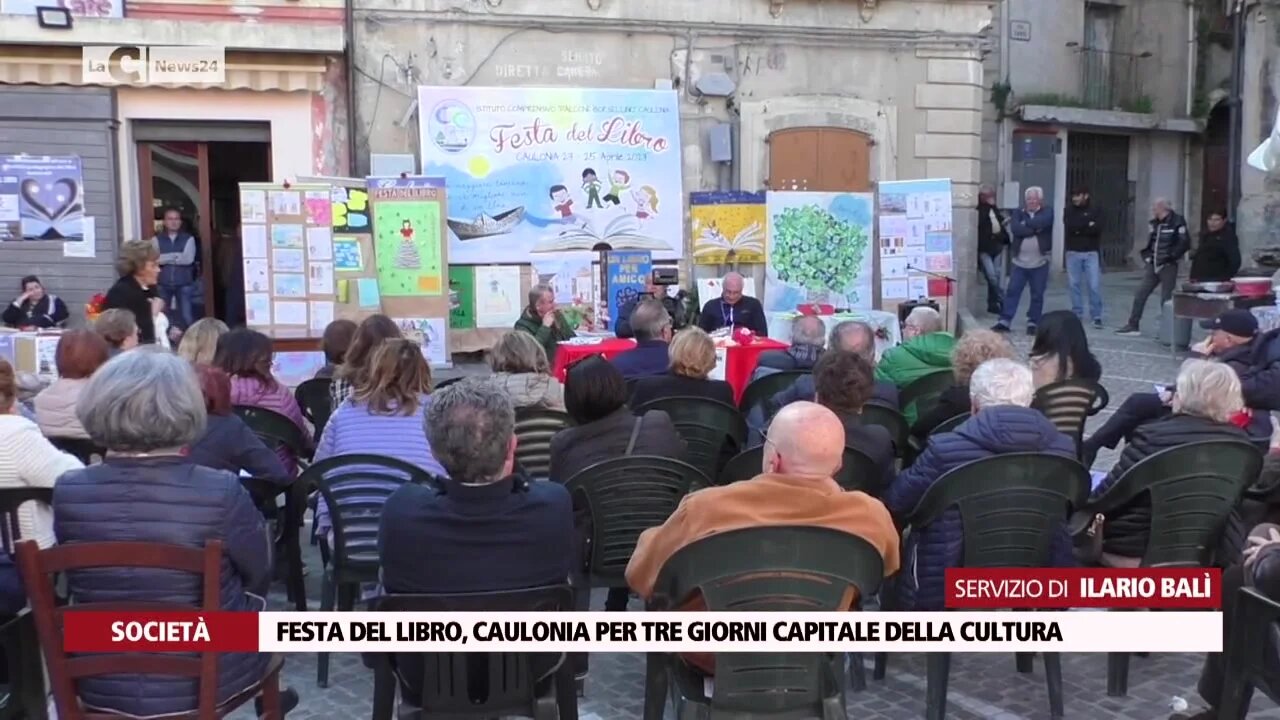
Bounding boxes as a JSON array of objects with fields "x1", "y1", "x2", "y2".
[
  {"x1": 298, "y1": 176, "x2": 377, "y2": 328},
  {"x1": 366, "y1": 176, "x2": 452, "y2": 367},
  {"x1": 604, "y1": 251, "x2": 652, "y2": 332},
  {"x1": 239, "y1": 183, "x2": 337, "y2": 339},
  {"x1": 876, "y1": 179, "x2": 954, "y2": 322},
  {"x1": 690, "y1": 191, "x2": 766, "y2": 265},
  {"x1": 0, "y1": 154, "x2": 85, "y2": 241},
  {"x1": 763, "y1": 191, "x2": 875, "y2": 312}
]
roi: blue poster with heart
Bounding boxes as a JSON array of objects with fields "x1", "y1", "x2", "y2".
[{"x1": 0, "y1": 155, "x2": 85, "y2": 241}]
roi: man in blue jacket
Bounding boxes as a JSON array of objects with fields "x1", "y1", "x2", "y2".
[
  {"x1": 882, "y1": 358, "x2": 1076, "y2": 611},
  {"x1": 151, "y1": 206, "x2": 198, "y2": 329},
  {"x1": 993, "y1": 186, "x2": 1054, "y2": 336},
  {"x1": 610, "y1": 298, "x2": 674, "y2": 380}
]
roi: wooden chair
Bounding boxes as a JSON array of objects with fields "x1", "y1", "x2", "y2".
[{"x1": 15, "y1": 539, "x2": 284, "y2": 720}]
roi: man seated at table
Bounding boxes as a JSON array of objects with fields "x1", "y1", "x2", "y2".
[
  {"x1": 610, "y1": 298, "x2": 674, "y2": 381},
  {"x1": 697, "y1": 272, "x2": 768, "y2": 337},
  {"x1": 625, "y1": 401, "x2": 900, "y2": 674},
  {"x1": 751, "y1": 314, "x2": 826, "y2": 381}
]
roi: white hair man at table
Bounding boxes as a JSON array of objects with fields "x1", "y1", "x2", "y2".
[{"x1": 697, "y1": 272, "x2": 769, "y2": 337}]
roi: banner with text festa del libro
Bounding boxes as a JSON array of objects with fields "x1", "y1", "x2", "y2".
[{"x1": 417, "y1": 86, "x2": 683, "y2": 264}]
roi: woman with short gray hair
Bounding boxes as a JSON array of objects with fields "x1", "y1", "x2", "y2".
[
  {"x1": 54, "y1": 347, "x2": 297, "y2": 717},
  {"x1": 513, "y1": 283, "x2": 575, "y2": 364},
  {"x1": 487, "y1": 331, "x2": 565, "y2": 410}
]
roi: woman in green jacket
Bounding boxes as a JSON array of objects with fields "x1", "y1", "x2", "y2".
[{"x1": 514, "y1": 284, "x2": 575, "y2": 364}]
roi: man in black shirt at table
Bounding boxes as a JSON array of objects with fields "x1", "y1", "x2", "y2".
[{"x1": 697, "y1": 272, "x2": 768, "y2": 336}]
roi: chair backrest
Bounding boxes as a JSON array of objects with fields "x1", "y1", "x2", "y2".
[
  {"x1": 433, "y1": 376, "x2": 464, "y2": 391},
  {"x1": 932, "y1": 413, "x2": 970, "y2": 434},
  {"x1": 860, "y1": 402, "x2": 909, "y2": 457},
  {"x1": 900, "y1": 370, "x2": 955, "y2": 420},
  {"x1": 373, "y1": 585, "x2": 573, "y2": 715},
  {"x1": 0, "y1": 488, "x2": 52, "y2": 555},
  {"x1": 737, "y1": 370, "x2": 809, "y2": 414},
  {"x1": 1032, "y1": 379, "x2": 1104, "y2": 450},
  {"x1": 305, "y1": 454, "x2": 441, "y2": 582},
  {"x1": 294, "y1": 378, "x2": 334, "y2": 439},
  {"x1": 907, "y1": 452, "x2": 1090, "y2": 568},
  {"x1": 720, "y1": 446, "x2": 883, "y2": 495},
  {"x1": 47, "y1": 437, "x2": 105, "y2": 466},
  {"x1": 564, "y1": 455, "x2": 704, "y2": 585},
  {"x1": 718, "y1": 446, "x2": 764, "y2": 486},
  {"x1": 648, "y1": 525, "x2": 884, "y2": 715},
  {"x1": 513, "y1": 408, "x2": 574, "y2": 479},
  {"x1": 633, "y1": 396, "x2": 746, "y2": 480},
  {"x1": 15, "y1": 539, "x2": 223, "y2": 720},
  {"x1": 1087, "y1": 440, "x2": 1264, "y2": 567},
  {"x1": 234, "y1": 405, "x2": 312, "y2": 462}
]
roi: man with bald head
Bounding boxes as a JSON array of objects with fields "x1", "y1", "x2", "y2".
[
  {"x1": 752, "y1": 314, "x2": 825, "y2": 380},
  {"x1": 626, "y1": 401, "x2": 901, "y2": 644},
  {"x1": 697, "y1": 271, "x2": 769, "y2": 336}
]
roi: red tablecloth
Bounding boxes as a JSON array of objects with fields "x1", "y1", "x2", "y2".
[{"x1": 552, "y1": 337, "x2": 789, "y2": 404}]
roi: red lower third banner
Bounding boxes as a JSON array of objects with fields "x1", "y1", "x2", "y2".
[
  {"x1": 63, "y1": 612, "x2": 260, "y2": 653},
  {"x1": 945, "y1": 568, "x2": 1221, "y2": 609}
]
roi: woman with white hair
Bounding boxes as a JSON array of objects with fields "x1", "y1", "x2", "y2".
[
  {"x1": 1088, "y1": 359, "x2": 1251, "y2": 562},
  {"x1": 53, "y1": 348, "x2": 297, "y2": 717}
]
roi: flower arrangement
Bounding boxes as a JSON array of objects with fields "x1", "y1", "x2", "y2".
[{"x1": 85, "y1": 293, "x2": 107, "y2": 322}]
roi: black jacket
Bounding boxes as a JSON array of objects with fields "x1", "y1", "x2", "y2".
[
  {"x1": 2, "y1": 294, "x2": 68, "y2": 329},
  {"x1": 1142, "y1": 211, "x2": 1191, "y2": 267},
  {"x1": 698, "y1": 295, "x2": 769, "y2": 336},
  {"x1": 977, "y1": 201, "x2": 1007, "y2": 258},
  {"x1": 1063, "y1": 202, "x2": 1102, "y2": 253},
  {"x1": 104, "y1": 275, "x2": 158, "y2": 345},
  {"x1": 187, "y1": 414, "x2": 290, "y2": 488},
  {"x1": 548, "y1": 408, "x2": 686, "y2": 483},
  {"x1": 630, "y1": 372, "x2": 735, "y2": 410},
  {"x1": 840, "y1": 416, "x2": 897, "y2": 494},
  {"x1": 911, "y1": 383, "x2": 971, "y2": 440},
  {"x1": 1190, "y1": 225, "x2": 1242, "y2": 282}
]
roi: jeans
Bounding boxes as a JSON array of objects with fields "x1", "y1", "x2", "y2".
[
  {"x1": 979, "y1": 252, "x2": 1004, "y2": 311},
  {"x1": 998, "y1": 263, "x2": 1050, "y2": 328},
  {"x1": 157, "y1": 283, "x2": 194, "y2": 329},
  {"x1": 1066, "y1": 250, "x2": 1103, "y2": 323},
  {"x1": 1126, "y1": 261, "x2": 1178, "y2": 327}
]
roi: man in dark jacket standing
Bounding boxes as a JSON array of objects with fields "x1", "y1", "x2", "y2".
[
  {"x1": 993, "y1": 186, "x2": 1054, "y2": 335},
  {"x1": 976, "y1": 186, "x2": 1008, "y2": 314},
  {"x1": 1189, "y1": 210, "x2": 1242, "y2": 282},
  {"x1": 1063, "y1": 187, "x2": 1104, "y2": 328},
  {"x1": 151, "y1": 206, "x2": 198, "y2": 329},
  {"x1": 1118, "y1": 198, "x2": 1190, "y2": 335}
]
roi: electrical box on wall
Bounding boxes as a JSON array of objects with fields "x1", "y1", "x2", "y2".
[{"x1": 708, "y1": 123, "x2": 732, "y2": 163}]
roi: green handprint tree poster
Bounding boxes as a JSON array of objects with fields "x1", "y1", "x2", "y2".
[{"x1": 764, "y1": 192, "x2": 874, "y2": 312}]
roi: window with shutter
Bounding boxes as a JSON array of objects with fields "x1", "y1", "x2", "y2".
[{"x1": 767, "y1": 127, "x2": 871, "y2": 192}]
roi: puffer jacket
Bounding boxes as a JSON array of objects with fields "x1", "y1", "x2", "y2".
[
  {"x1": 487, "y1": 372, "x2": 565, "y2": 410},
  {"x1": 1216, "y1": 328, "x2": 1280, "y2": 442},
  {"x1": 875, "y1": 332, "x2": 956, "y2": 424},
  {"x1": 1142, "y1": 211, "x2": 1191, "y2": 267},
  {"x1": 882, "y1": 406, "x2": 1077, "y2": 611},
  {"x1": 1089, "y1": 413, "x2": 1250, "y2": 558},
  {"x1": 53, "y1": 457, "x2": 272, "y2": 717},
  {"x1": 33, "y1": 377, "x2": 90, "y2": 439}
]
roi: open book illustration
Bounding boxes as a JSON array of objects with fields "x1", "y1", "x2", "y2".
[
  {"x1": 531, "y1": 215, "x2": 672, "y2": 254},
  {"x1": 692, "y1": 220, "x2": 765, "y2": 261}
]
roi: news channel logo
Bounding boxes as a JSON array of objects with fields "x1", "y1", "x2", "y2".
[{"x1": 82, "y1": 46, "x2": 225, "y2": 85}]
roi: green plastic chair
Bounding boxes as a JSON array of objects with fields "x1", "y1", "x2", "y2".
[
  {"x1": 737, "y1": 370, "x2": 809, "y2": 414},
  {"x1": 1032, "y1": 379, "x2": 1107, "y2": 460},
  {"x1": 931, "y1": 413, "x2": 970, "y2": 434},
  {"x1": 1079, "y1": 439, "x2": 1263, "y2": 697},
  {"x1": 718, "y1": 445, "x2": 885, "y2": 495},
  {"x1": 860, "y1": 401, "x2": 909, "y2": 458},
  {"x1": 514, "y1": 407, "x2": 574, "y2": 480},
  {"x1": 899, "y1": 369, "x2": 955, "y2": 423},
  {"x1": 294, "y1": 377, "x2": 334, "y2": 440},
  {"x1": 633, "y1": 396, "x2": 746, "y2": 481},
  {"x1": 642, "y1": 525, "x2": 885, "y2": 720},
  {"x1": 874, "y1": 452, "x2": 1090, "y2": 720},
  {"x1": 234, "y1": 404, "x2": 313, "y2": 465},
  {"x1": 1219, "y1": 586, "x2": 1280, "y2": 719}
]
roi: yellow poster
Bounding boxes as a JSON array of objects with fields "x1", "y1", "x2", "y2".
[{"x1": 690, "y1": 191, "x2": 767, "y2": 265}]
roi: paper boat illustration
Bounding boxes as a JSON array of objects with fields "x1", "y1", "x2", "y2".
[{"x1": 448, "y1": 207, "x2": 525, "y2": 240}]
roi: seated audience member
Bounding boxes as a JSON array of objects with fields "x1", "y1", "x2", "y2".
[
  {"x1": 1084, "y1": 309, "x2": 1276, "y2": 462},
  {"x1": 876, "y1": 306, "x2": 956, "y2": 424},
  {"x1": 34, "y1": 329, "x2": 110, "y2": 439},
  {"x1": 94, "y1": 308, "x2": 140, "y2": 356},
  {"x1": 103, "y1": 239, "x2": 162, "y2": 346},
  {"x1": 1179, "y1": 523, "x2": 1280, "y2": 720},
  {"x1": 315, "y1": 319, "x2": 358, "y2": 380},
  {"x1": 883, "y1": 358, "x2": 1076, "y2": 611},
  {"x1": 911, "y1": 329, "x2": 1015, "y2": 440},
  {"x1": 330, "y1": 314, "x2": 401, "y2": 407},
  {"x1": 610, "y1": 298, "x2": 675, "y2": 381},
  {"x1": 2, "y1": 275, "x2": 68, "y2": 329},
  {"x1": 752, "y1": 315, "x2": 825, "y2": 380},
  {"x1": 513, "y1": 284, "x2": 576, "y2": 364},
  {"x1": 1086, "y1": 360, "x2": 1250, "y2": 564},
  {"x1": 486, "y1": 331, "x2": 565, "y2": 410},
  {"x1": 378, "y1": 379, "x2": 574, "y2": 707},
  {"x1": 214, "y1": 328, "x2": 311, "y2": 476},
  {"x1": 630, "y1": 327, "x2": 734, "y2": 409},
  {"x1": 313, "y1": 338, "x2": 446, "y2": 539},
  {"x1": 187, "y1": 365, "x2": 288, "y2": 490},
  {"x1": 811, "y1": 350, "x2": 896, "y2": 493},
  {"x1": 55, "y1": 348, "x2": 296, "y2": 716},
  {"x1": 1028, "y1": 310, "x2": 1103, "y2": 389},
  {"x1": 0, "y1": 359, "x2": 82, "y2": 614},
  {"x1": 176, "y1": 317, "x2": 229, "y2": 366},
  {"x1": 626, "y1": 402, "x2": 900, "y2": 673}
]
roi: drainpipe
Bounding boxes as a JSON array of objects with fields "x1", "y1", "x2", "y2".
[
  {"x1": 1227, "y1": 0, "x2": 1246, "y2": 220},
  {"x1": 344, "y1": 0, "x2": 359, "y2": 175},
  {"x1": 1182, "y1": 0, "x2": 1196, "y2": 221},
  {"x1": 998, "y1": 0, "x2": 1011, "y2": 199}
]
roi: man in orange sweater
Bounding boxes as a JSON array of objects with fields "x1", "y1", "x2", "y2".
[{"x1": 625, "y1": 401, "x2": 901, "y2": 637}]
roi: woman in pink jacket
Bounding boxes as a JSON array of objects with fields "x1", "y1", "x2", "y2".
[{"x1": 214, "y1": 328, "x2": 311, "y2": 476}]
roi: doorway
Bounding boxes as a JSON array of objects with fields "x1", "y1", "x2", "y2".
[
  {"x1": 137, "y1": 135, "x2": 270, "y2": 327},
  {"x1": 1065, "y1": 131, "x2": 1133, "y2": 267}
]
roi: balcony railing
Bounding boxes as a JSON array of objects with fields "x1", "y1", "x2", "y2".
[{"x1": 1078, "y1": 47, "x2": 1153, "y2": 114}]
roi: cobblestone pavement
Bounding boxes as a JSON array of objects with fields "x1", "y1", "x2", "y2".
[{"x1": 237, "y1": 270, "x2": 1279, "y2": 719}]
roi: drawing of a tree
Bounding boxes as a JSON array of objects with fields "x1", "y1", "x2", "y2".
[{"x1": 771, "y1": 204, "x2": 869, "y2": 301}]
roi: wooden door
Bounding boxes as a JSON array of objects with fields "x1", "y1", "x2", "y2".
[
  {"x1": 136, "y1": 142, "x2": 214, "y2": 318},
  {"x1": 767, "y1": 127, "x2": 871, "y2": 192}
]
